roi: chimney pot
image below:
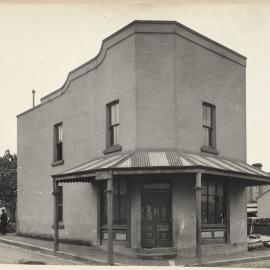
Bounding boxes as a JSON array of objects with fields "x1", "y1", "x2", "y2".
[{"x1": 252, "y1": 163, "x2": 263, "y2": 170}]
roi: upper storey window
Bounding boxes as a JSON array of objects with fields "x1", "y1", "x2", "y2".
[
  {"x1": 109, "y1": 101, "x2": 119, "y2": 146},
  {"x1": 53, "y1": 122, "x2": 64, "y2": 165},
  {"x1": 104, "y1": 100, "x2": 121, "y2": 154},
  {"x1": 201, "y1": 102, "x2": 218, "y2": 154}
]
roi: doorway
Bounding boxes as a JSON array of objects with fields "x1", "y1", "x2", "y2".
[{"x1": 141, "y1": 181, "x2": 172, "y2": 248}]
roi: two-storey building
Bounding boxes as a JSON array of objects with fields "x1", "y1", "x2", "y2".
[{"x1": 17, "y1": 20, "x2": 270, "y2": 259}]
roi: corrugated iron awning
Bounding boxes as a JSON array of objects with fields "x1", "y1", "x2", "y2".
[{"x1": 53, "y1": 150, "x2": 270, "y2": 183}]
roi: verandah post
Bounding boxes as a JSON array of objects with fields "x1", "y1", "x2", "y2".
[
  {"x1": 195, "y1": 172, "x2": 202, "y2": 264},
  {"x1": 107, "y1": 175, "x2": 114, "y2": 265},
  {"x1": 53, "y1": 178, "x2": 59, "y2": 251}
]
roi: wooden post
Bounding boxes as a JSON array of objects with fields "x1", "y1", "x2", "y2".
[
  {"x1": 107, "y1": 176, "x2": 114, "y2": 265},
  {"x1": 53, "y1": 179, "x2": 59, "y2": 251},
  {"x1": 195, "y1": 172, "x2": 202, "y2": 264}
]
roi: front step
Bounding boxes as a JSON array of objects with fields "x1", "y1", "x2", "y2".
[{"x1": 136, "y1": 247, "x2": 177, "y2": 260}]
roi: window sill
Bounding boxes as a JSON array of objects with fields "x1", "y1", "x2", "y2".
[
  {"x1": 201, "y1": 146, "x2": 219, "y2": 155},
  {"x1": 51, "y1": 222, "x2": 65, "y2": 230},
  {"x1": 51, "y1": 160, "x2": 64, "y2": 167},
  {"x1": 202, "y1": 224, "x2": 226, "y2": 229},
  {"x1": 101, "y1": 225, "x2": 127, "y2": 230},
  {"x1": 103, "y1": 145, "x2": 122, "y2": 154}
]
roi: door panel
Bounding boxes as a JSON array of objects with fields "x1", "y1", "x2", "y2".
[{"x1": 142, "y1": 183, "x2": 172, "y2": 248}]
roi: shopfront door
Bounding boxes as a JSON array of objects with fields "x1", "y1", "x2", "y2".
[{"x1": 142, "y1": 182, "x2": 172, "y2": 248}]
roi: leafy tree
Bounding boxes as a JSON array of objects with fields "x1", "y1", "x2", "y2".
[{"x1": 0, "y1": 150, "x2": 17, "y2": 221}]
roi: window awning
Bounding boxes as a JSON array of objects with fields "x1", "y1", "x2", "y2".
[{"x1": 53, "y1": 150, "x2": 270, "y2": 184}]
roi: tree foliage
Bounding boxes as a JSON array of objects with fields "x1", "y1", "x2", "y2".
[{"x1": 0, "y1": 150, "x2": 17, "y2": 220}]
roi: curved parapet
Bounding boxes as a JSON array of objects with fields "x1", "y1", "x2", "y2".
[{"x1": 17, "y1": 20, "x2": 246, "y2": 117}]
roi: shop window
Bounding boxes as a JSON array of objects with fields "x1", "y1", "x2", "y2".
[
  {"x1": 201, "y1": 177, "x2": 227, "y2": 245},
  {"x1": 101, "y1": 178, "x2": 127, "y2": 226},
  {"x1": 201, "y1": 179, "x2": 226, "y2": 225}
]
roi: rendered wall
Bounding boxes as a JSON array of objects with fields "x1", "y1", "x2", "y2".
[
  {"x1": 130, "y1": 177, "x2": 142, "y2": 249},
  {"x1": 228, "y1": 180, "x2": 247, "y2": 251},
  {"x1": 172, "y1": 175, "x2": 247, "y2": 257},
  {"x1": 17, "y1": 22, "x2": 247, "y2": 248},
  {"x1": 258, "y1": 190, "x2": 270, "y2": 218},
  {"x1": 17, "y1": 34, "x2": 136, "y2": 241},
  {"x1": 172, "y1": 175, "x2": 196, "y2": 257},
  {"x1": 135, "y1": 33, "x2": 176, "y2": 149},
  {"x1": 135, "y1": 32, "x2": 246, "y2": 162},
  {"x1": 175, "y1": 35, "x2": 246, "y2": 162}
]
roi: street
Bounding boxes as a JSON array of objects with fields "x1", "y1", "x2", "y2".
[
  {"x1": 225, "y1": 259, "x2": 270, "y2": 268},
  {"x1": 0, "y1": 242, "x2": 84, "y2": 265}
]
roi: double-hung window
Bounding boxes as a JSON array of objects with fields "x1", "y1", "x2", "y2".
[
  {"x1": 202, "y1": 102, "x2": 217, "y2": 153},
  {"x1": 109, "y1": 101, "x2": 119, "y2": 146},
  {"x1": 104, "y1": 100, "x2": 121, "y2": 153},
  {"x1": 53, "y1": 123, "x2": 63, "y2": 163}
]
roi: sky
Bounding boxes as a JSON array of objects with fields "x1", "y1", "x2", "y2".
[{"x1": 1, "y1": 0, "x2": 270, "y2": 171}]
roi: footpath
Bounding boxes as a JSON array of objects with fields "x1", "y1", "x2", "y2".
[{"x1": 1, "y1": 234, "x2": 270, "y2": 266}]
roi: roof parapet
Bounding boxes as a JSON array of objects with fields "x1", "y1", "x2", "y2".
[{"x1": 18, "y1": 20, "x2": 246, "y2": 118}]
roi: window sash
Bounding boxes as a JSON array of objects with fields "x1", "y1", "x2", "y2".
[
  {"x1": 109, "y1": 124, "x2": 119, "y2": 146},
  {"x1": 56, "y1": 142, "x2": 63, "y2": 161},
  {"x1": 203, "y1": 105, "x2": 212, "y2": 127},
  {"x1": 201, "y1": 180, "x2": 226, "y2": 225},
  {"x1": 202, "y1": 103, "x2": 215, "y2": 149},
  {"x1": 57, "y1": 125, "x2": 63, "y2": 142},
  {"x1": 203, "y1": 126, "x2": 213, "y2": 147},
  {"x1": 101, "y1": 179, "x2": 127, "y2": 226},
  {"x1": 108, "y1": 101, "x2": 120, "y2": 147},
  {"x1": 54, "y1": 123, "x2": 63, "y2": 161}
]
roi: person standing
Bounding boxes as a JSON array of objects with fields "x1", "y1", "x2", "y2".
[{"x1": 0, "y1": 209, "x2": 8, "y2": 235}]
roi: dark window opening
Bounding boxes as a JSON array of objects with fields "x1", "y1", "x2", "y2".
[
  {"x1": 108, "y1": 101, "x2": 120, "y2": 147},
  {"x1": 202, "y1": 102, "x2": 216, "y2": 149},
  {"x1": 54, "y1": 123, "x2": 63, "y2": 162},
  {"x1": 58, "y1": 186, "x2": 63, "y2": 222},
  {"x1": 101, "y1": 178, "x2": 127, "y2": 226},
  {"x1": 201, "y1": 178, "x2": 226, "y2": 225}
]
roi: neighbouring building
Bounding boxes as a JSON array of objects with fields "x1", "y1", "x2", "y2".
[
  {"x1": 17, "y1": 20, "x2": 270, "y2": 259},
  {"x1": 257, "y1": 188, "x2": 270, "y2": 218},
  {"x1": 246, "y1": 164, "x2": 270, "y2": 217}
]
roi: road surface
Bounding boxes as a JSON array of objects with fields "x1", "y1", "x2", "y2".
[
  {"x1": 0, "y1": 242, "x2": 84, "y2": 264},
  {"x1": 225, "y1": 259, "x2": 270, "y2": 268}
]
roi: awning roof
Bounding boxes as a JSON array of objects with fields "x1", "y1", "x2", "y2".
[{"x1": 53, "y1": 150, "x2": 270, "y2": 183}]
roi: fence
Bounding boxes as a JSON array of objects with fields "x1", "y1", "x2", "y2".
[{"x1": 248, "y1": 218, "x2": 270, "y2": 235}]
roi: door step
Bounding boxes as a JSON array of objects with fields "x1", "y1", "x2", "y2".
[{"x1": 136, "y1": 247, "x2": 177, "y2": 260}]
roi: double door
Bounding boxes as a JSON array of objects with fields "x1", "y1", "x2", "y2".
[{"x1": 142, "y1": 182, "x2": 172, "y2": 248}]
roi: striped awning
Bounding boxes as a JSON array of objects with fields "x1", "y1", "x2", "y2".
[{"x1": 54, "y1": 150, "x2": 270, "y2": 182}]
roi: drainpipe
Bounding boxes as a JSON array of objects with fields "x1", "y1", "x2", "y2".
[{"x1": 107, "y1": 175, "x2": 114, "y2": 265}]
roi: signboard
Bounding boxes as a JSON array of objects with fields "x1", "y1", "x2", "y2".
[{"x1": 95, "y1": 171, "x2": 111, "y2": 180}]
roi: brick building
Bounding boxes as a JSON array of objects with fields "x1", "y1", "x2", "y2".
[{"x1": 17, "y1": 21, "x2": 270, "y2": 259}]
